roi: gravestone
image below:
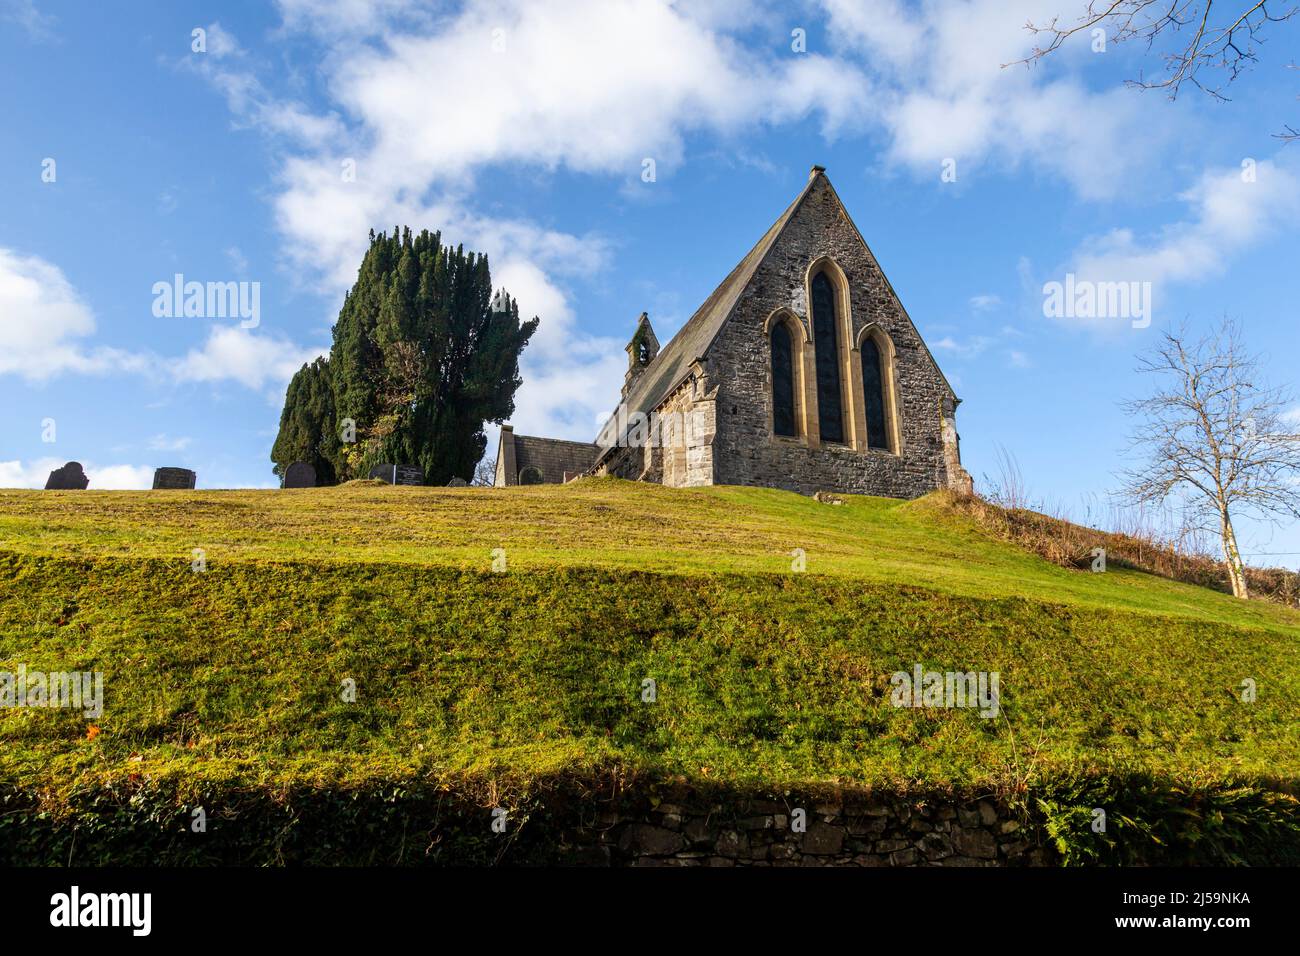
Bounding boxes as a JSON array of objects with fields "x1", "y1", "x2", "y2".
[
  {"x1": 152, "y1": 467, "x2": 197, "y2": 490},
  {"x1": 368, "y1": 463, "x2": 396, "y2": 483},
  {"x1": 394, "y1": 464, "x2": 424, "y2": 486},
  {"x1": 446, "y1": 476, "x2": 468, "y2": 487},
  {"x1": 44, "y1": 461, "x2": 89, "y2": 490},
  {"x1": 283, "y1": 461, "x2": 316, "y2": 488}
]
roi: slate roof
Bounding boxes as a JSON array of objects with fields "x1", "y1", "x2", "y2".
[{"x1": 610, "y1": 171, "x2": 823, "y2": 432}]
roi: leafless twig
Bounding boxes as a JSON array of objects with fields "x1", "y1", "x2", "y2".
[
  {"x1": 1005, "y1": 1, "x2": 1299, "y2": 139},
  {"x1": 1119, "y1": 317, "x2": 1300, "y2": 598}
]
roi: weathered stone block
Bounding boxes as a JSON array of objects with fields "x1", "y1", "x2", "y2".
[
  {"x1": 918, "y1": 831, "x2": 954, "y2": 861},
  {"x1": 800, "y1": 822, "x2": 845, "y2": 855},
  {"x1": 715, "y1": 830, "x2": 748, "y2": 858},
  {"x1": 617, "y1": 824, "x2": 685, "y2": 857},
  {"x1": 953, "y1": 828, "x2": 999, "y2": 859},
  {"x1": 769, "y1": 842, "x2": 798, "y2": 861},
  {"x1": 683, "y1": 818, "x2": 714, "y2": 846}
]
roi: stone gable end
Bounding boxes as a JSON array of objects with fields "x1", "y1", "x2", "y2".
[
  {"x1": 705, "y1": 176, "x2": 964, "y2": 497},
  {"x1": 500, "y1": 168, "x2": 971, "y2": 499}
]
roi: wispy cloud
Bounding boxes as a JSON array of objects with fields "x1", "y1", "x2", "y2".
[
  {"x1": 1068, "y1": 156, "x2": 1300, "y2": 290},
  {"x1": 147, "y1": 434, "x2": 193, "y2": 452},
  {"x1": 1045, "y1": 154, "x2": 1300, "y2": 330},
  {"x1": 1, "y1": 0, "x2": 56, "y2": 41},
  {"x1": 933, "y1": 334, "x2": 995, "y2": 357}
]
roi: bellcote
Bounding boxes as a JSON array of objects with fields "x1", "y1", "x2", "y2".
[{"x1": 622, "y1": 312, "x2": 659, "y2": 399}]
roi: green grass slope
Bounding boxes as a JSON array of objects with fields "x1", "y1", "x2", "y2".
[{"x1": 1, "y1": 479, "x2": 1297, "y2": 862}]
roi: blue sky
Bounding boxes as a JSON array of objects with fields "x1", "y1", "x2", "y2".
[{"x1": 2, "y1": 0, "x2": 1298, "y2": 566}]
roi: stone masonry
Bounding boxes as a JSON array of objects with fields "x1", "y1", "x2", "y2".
[
  {"x1": 496, "y1": 166, "x2": 972, "y2": 498},
  {"x1": 554, "y1": 791, "x2": 1052, "y2": 867}
]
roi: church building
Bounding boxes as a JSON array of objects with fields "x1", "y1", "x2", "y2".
[{"x1": 494, "y1": 166, "x2": 972, "y2": 499}]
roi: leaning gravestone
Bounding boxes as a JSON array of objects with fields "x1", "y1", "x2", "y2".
[
  {"x1": 446, "y1": 477, "x2": 468, "y2": 487},
  {"x1": 394, "y1": 464, "x2": 424, "y2": 486},
  {"x1": 283, "y1": 461, "x2": 317, "y2": 488},
  {"x1": 368, "y1": 463, "x2": 396, "y2": 483},
  {"x1": 152, "y1": 467, "x2": 197, "y2": 490},
  {"x1": 44, "y1": 461, "x2": 89, "y2": 490}
]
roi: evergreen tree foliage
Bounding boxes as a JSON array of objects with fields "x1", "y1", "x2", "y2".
[
  {"x1": 272, "y1": 228, "x2": 537, "y2": 485},
  {"x1": 270, "y1": 356, "x2": 338, "y2": 485}
]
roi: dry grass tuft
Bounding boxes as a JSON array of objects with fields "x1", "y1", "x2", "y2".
[{"x1": 941, "y1": 489, "x2": 1300, "y2": 607}]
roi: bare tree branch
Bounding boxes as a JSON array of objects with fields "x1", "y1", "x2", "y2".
[
  {"x1": 1119, "y1": 317, "x2": 1300, "y2": 598},
  {"x1": 472, "y1": 456, "x2": 497, "y2": 487},
  {"x1": 1005, "y1": 1, "x2": 1299, "y2": 139}
]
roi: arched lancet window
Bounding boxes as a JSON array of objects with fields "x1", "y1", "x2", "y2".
[
  {"x1": 861, "y1": 335, "x2": 889, "y2": 450},
  {"x1": 811, "y1": 271, "x2": 844, "y2": 443},
  {"x1": 770, "y1": 321, "x2": 796, "y2": 437}
]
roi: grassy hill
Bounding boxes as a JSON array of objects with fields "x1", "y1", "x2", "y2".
[{"x1": 1, "y1": 478, "x2": 1297, "y2": 864}]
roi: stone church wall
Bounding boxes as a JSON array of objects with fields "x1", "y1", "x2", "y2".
[
  {"x1": 710, "y1": 180, "x2": 958, "y2": 498},
  {"x1": 590, "y1": 375, "x2": 717, "y2": 487}
]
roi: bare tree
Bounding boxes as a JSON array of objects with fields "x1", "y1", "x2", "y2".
[
  {"x1": 471, "y1": 456, "x2": 497, "y2": 487},
  {"x1": 1008, "y1": 1, "x2": 1299, "y2": 141},
  {"x1": 1120, "y1": 318, "x2": 1300, "y2": 598}
]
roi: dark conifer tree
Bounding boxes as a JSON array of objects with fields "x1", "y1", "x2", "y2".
[
  {"x1": 270, "y1": 356, "x2": 338, "y2": 484},
  {"x1": 271, "y1": 229, "x2": 537, "y2": 485}
]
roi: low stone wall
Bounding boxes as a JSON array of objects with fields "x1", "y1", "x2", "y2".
[{"x1": 558, "y1": 792, "x2": 1054, "y2": 867}]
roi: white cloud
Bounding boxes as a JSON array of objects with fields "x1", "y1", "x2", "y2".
[
  {"x1": 184, "y1": 25, "x2": 345, "y2": 149},
  {"x1": 0, "y1": 248, "x2": 149, "y2": 381},
  {"x1": 168, "y1": 326, "x2": 326, "y2": 393},
  {"x1": 0, "y1": 458, "x2": 154, "y2": 490},
  {"x1": 821, "y1": 0, "x2": 1172, "y2": 198},
  {"x1": 821, "y1": 0, "x2": 925, "y2": 67},
  {"x1": 89, "y1": 464, "x2": 157, "y2": 489},
  {"x1": 1068, "y1": 157, "x2": 1300, "y2": 290},
  {"x1": 329, "y1": 1, "x2": 868, "y2": 183},
  {"x1": 487, "y1": 258, "x2": 625, "y2": 439},
  {"x1": 969, "y1": 294, "x2": 1001, "y2": 312},
  {"x1": 0, "y1": 247, "x2": 323, "y2": 395},
  {"x1": 204, "y1": 21, "x2": 242, "y2": 59}
]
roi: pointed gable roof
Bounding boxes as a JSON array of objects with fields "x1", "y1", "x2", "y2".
[
  {"x1": 613, "y1": 167, "x2": 825, "y2": 427},
  {"x1": 596, "y1": 165, "x2": 958, "y2": 452}
]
